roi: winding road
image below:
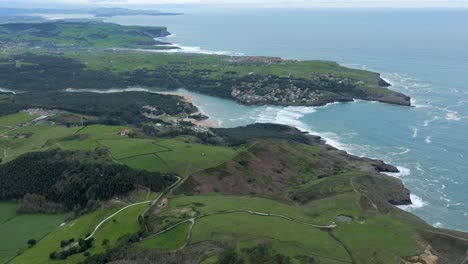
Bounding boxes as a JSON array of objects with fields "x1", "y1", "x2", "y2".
[
  {"x1": 83, "y1": 176, "x2": 182, "y2": 241},
  {"x1": 84, "y1": 200, "x2": 151, "y2": 240}
]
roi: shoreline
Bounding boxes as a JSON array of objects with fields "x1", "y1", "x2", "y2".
[
  {"x1": 163, "y1": 89, "x2": 424, "y2": 212},
  {"x1": 157, "y1": 91, "x2": 219, "y2": 128}
]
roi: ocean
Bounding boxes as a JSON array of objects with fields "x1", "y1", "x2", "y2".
[{"x1": 105, "y1": 9, "x2": 468, "y2": 231}]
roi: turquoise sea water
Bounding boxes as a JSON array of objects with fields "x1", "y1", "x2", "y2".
[{"x1": 106, "y1": 9, "x2": 468, "y2": 231}]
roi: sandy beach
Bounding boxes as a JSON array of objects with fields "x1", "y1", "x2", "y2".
[{"x1": 157, "y1": 91, "x2": 218, "y2": 128}]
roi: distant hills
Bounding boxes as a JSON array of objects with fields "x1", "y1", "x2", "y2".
[{"x1": 0, "y1": 7, "x2": 181, "y2": 17}]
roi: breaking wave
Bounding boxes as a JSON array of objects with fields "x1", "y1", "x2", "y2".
[{"x1": 398, "y1": 194, "x2": 427, "y2": 211}]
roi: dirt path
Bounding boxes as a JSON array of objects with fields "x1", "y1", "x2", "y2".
[
  {"x1": 85, "y1": 200, "x2": 151, "y2": 240},
  {"x1": 141, "y1": 176, "x2": 182, "y2": 217},
  {"x1": 350, "y1": 177, "x2": 378, "y2": 212},
  {"x1": 423, "y1": 230, "x2": 468, "y2": 243},
  {"x1": 328, "y1": 231, "x2": 358, "y2": 264},
  {"x1": 461, "y1": 254, "x2": 468, "y2": 264}
]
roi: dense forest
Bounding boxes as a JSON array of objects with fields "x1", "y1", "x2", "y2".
[
  {"x1": 0, "y1": 150, "x2": 176, "y2": 211},
  {"x1": 0, "y1": 54, "x2": 181, "y2": 91},
  {"x1": 0, "y1": 90, "x2": 196, "y2": 125}
]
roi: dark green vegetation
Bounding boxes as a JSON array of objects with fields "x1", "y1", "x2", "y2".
[
  {"x1": 0, "y1": 89, "x2": 196, "y2": 124},
  {"x1": 212, "y1": 123, "x2": 315, "y2": 146},
  {"x1": 0, "y1": 21, "x2": 170, "y2": 51},
  {"x1": 0, "y1": 150, "x2": 175, "y2": 211},
  {"x1": 0, "y1": 53, "x2": 180, "y2": 92}
]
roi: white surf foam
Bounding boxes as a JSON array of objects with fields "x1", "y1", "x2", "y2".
[
  {"x1": 411, "y1": 127, "x2": 419, "y2": 138},
  {"x1": 150, "y1": 39, "x2": 244, "y2": 56},
  {"x1": 425, "y1": 136, "x2": 432, "y2": 144},
  {"x1": 386, "y1": 166, "x2": 411, "y2": 178},
  {"x1": 0, "y1": 88, "x2": 16, "y2": 94},
  {"x1": 423, "y1": 116, "x2": 440, "y2": 127},
  {"x1": 391, "y1": 147, "x2": 411, "y2": 155},
  {"x1": 398, "y1": 194, "x2": 427, "y2": 211},
  {"x1": 156, "y1": 44, "x2": 239, "y2": 55},
  {"x1": 411, "y1": 98, "x2": 432, "y2": 108},
  {"x1": 445, "y1": 111, "x2": 462, "y2": 121},
  {"x1": 35, "y1": 13, "x2": 96, "y2": 20},
  {"x1": 159, "y1": 34, "x2": 177, "y2": 39},
  {"x1": 380, "y1": 76, "x2": 393, "y2": 86},
  {"x1": 64, "y1": 87, "x2": 158, "y2": 93},
  {"x1": 250, "y1": 105, "x2": 354, "y2": 153}
]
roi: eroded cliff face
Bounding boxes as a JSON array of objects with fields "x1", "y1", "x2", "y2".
[{"x1": 405, "y1": 245, "x2": 439, "y2": 264}]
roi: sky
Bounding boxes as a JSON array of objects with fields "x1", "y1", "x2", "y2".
[{"x1": 0, "y1": 0, "x2": 467, "y2": 8}]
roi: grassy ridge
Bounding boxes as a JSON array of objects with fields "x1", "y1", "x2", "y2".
[
  {"x1": 191, "y1": 212, "x2": 350, "y2": 262},
  {"x1": 0, "y1": 21, "x2": 169, "y2": 50}
]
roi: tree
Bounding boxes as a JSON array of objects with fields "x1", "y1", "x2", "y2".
[
  {"x1": 102, "y1": 239, "x2": 109, "y2": 246},
  {"x1": 27, "y1": 238, "x2": 36, "y2": 247},
  {"x1": 60, "y1": 239, "x2": 71, "y2": 248}
]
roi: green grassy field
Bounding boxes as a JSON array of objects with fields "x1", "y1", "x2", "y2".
[
  {"x1": 76, "y1": 125, "x2": 127, "y2": 139},
  {"x1": 99, "y1": 138, "x2": 170, "y2": 160},
  {"x1": 9, "y1": 190, "x2": 157, "y2": 264},
  {"x1": 333, "y1": 214, "x2": 420, "y2": 264},
  {"x1": 92, "y1": 203, "x2": 149, "y2": 252},
  {"x1": 155, "y1": 138, "x2": 240, "y2": 176},
  {"x1": 157, "y1": 193, "x2": 421, "y2": 264},
  {"x1": 0, "y1": 203, "x2": 66, "y2": 264},
  {"x1": 11, "y1": 205, "x2": 122, "y2": 264},
  {"x1": 50, "y1": 124, "x2": 240, "y2": 176},
  {"x1": 137, "y1": 222, "x2": 190, "y2": 252},
  {"x1": 120, "y1": 154, "x2": 169, "y2": 173},
  {"x1": 52, "y1": 124, "x2": 127, "y2": 151},
  {"x1": 167, "y1": 195, "x2": 332, "y2": 225},
  {"x1": 0, "y1": 123, "x2": 80, "y2": 162},
  {"x1": 191, "y1": 212, "x2": 351, "y2": 262},
  {"x1": 0, "y1": 112, "x2": 37, "y2": 127},
  {"x1": 0, "y1": 115, "x2": 241, "y2": 175}
]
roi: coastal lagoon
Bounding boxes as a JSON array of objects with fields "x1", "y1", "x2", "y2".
[{"x1": 107, "y1": 9, "x2": 468, "y2": 231}]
